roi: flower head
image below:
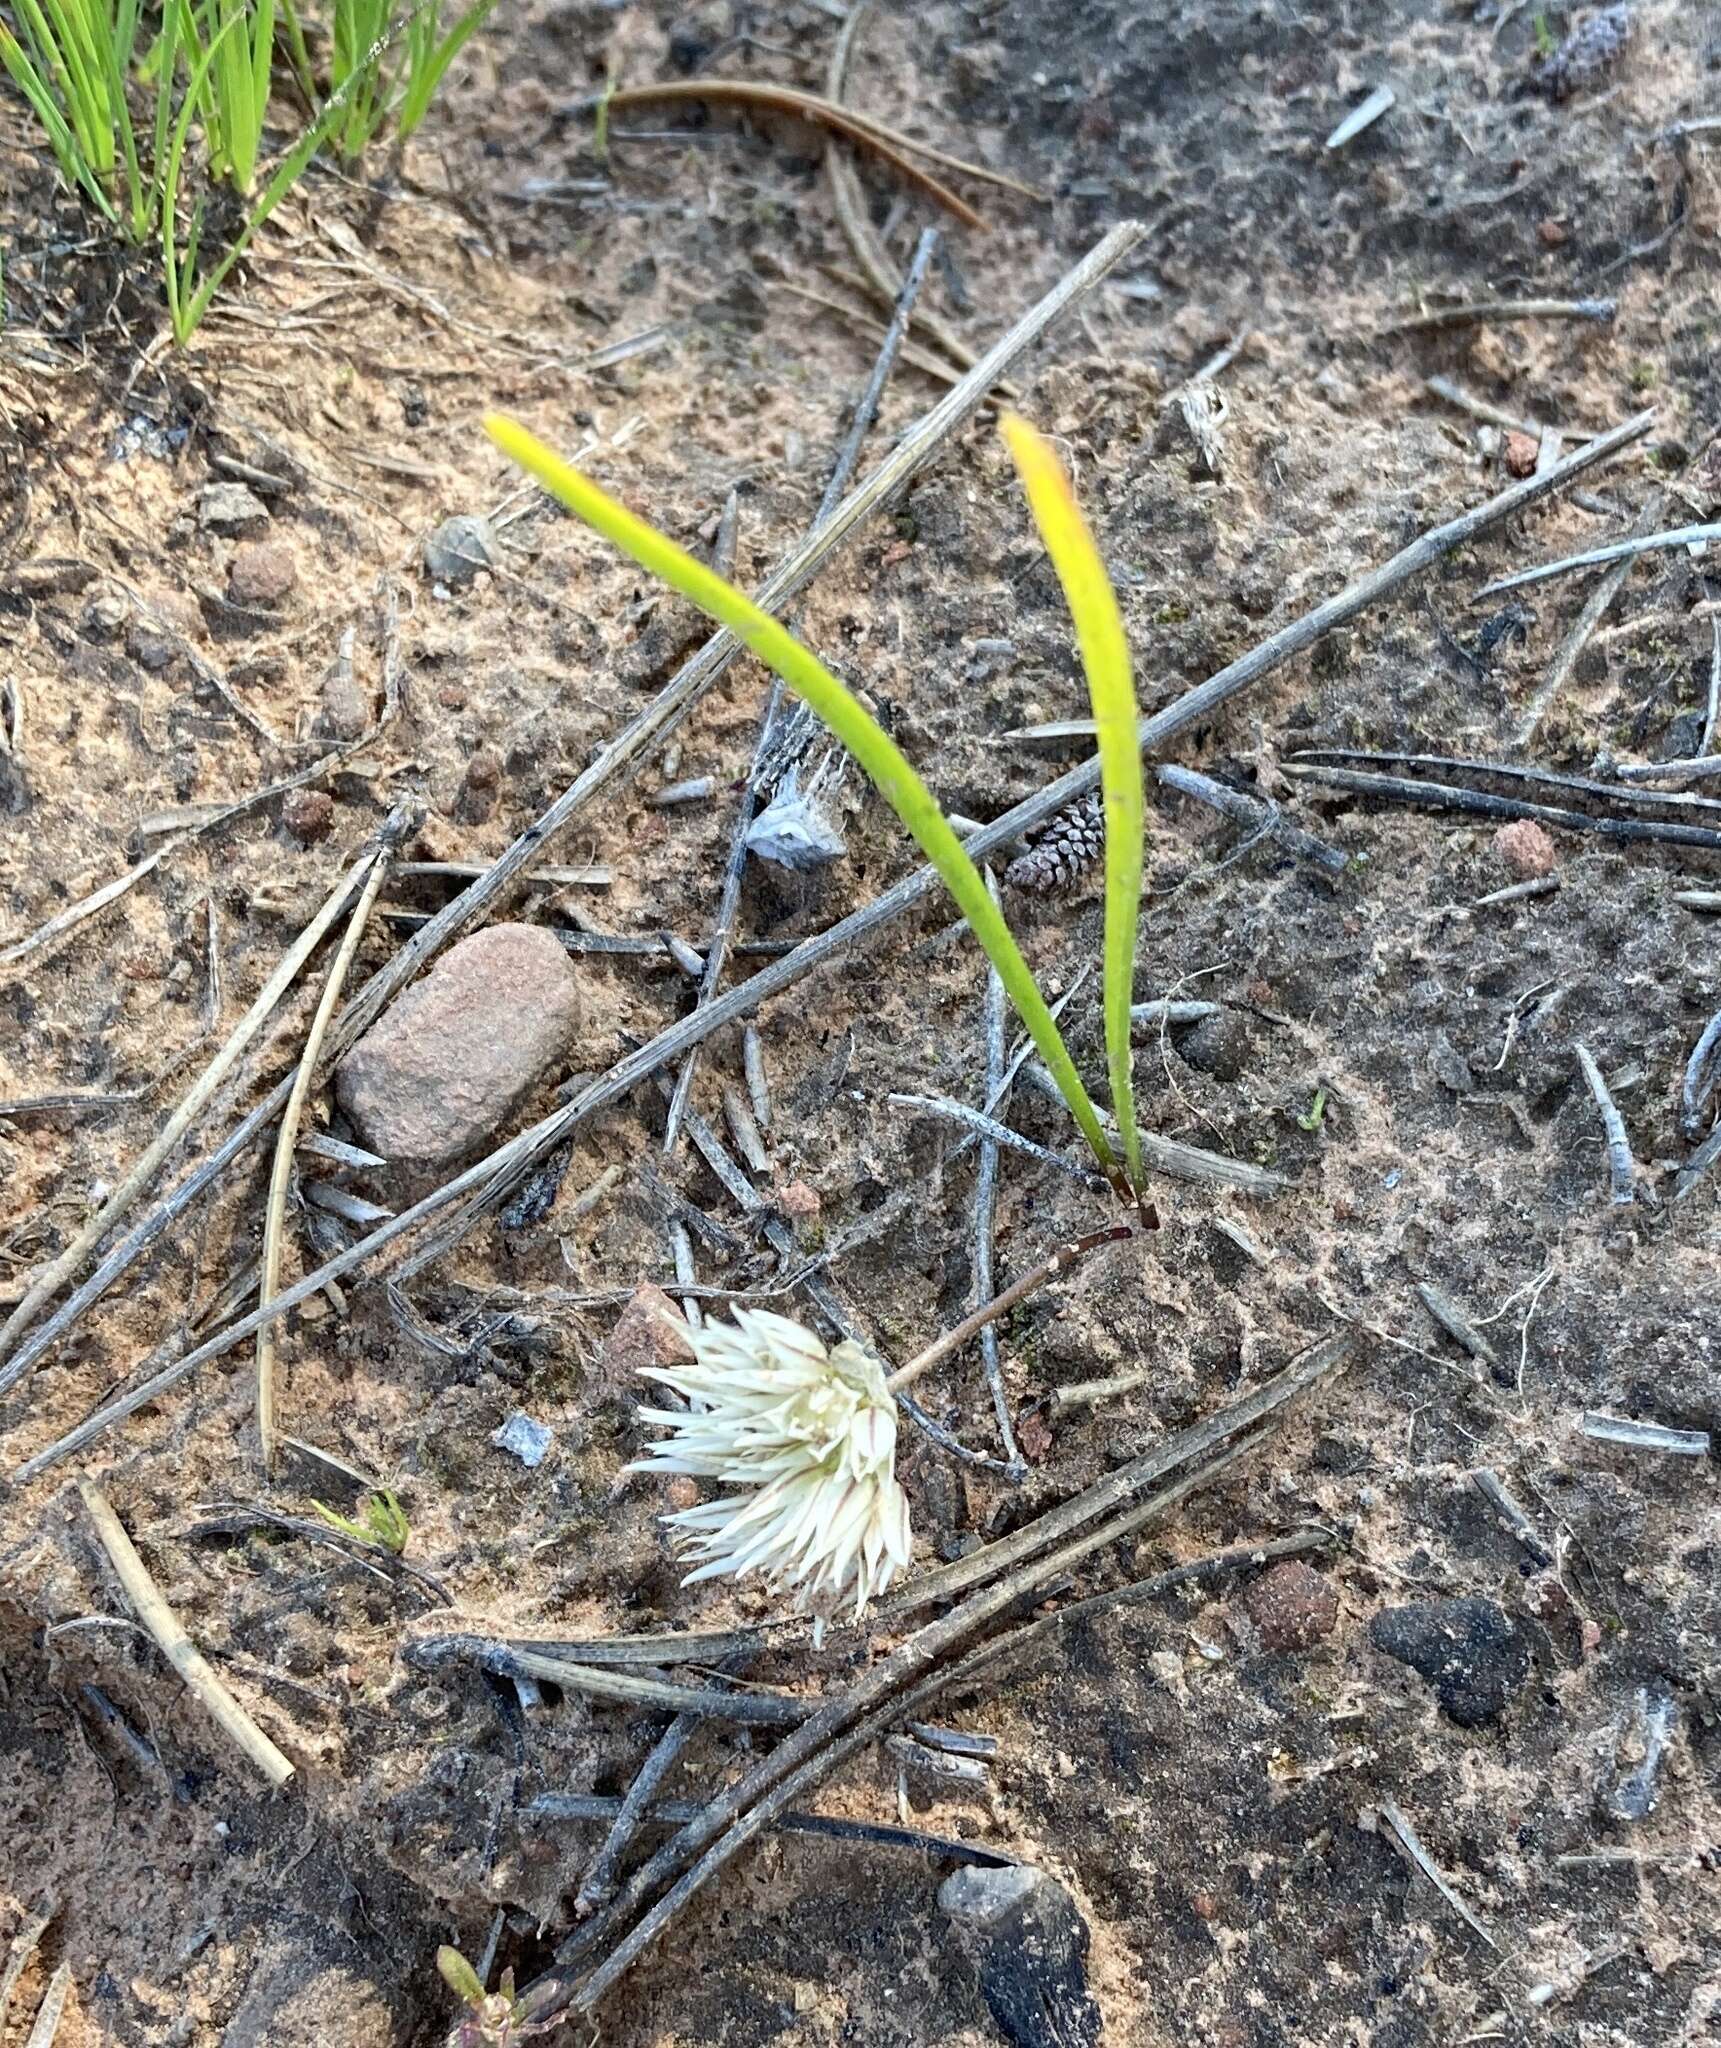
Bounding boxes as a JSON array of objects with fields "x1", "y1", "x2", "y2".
[{"x1": 630, "y1": 1307, "x2": 912, "y2": 1627}]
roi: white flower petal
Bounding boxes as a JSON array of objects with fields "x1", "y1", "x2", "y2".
[{"x1": 632, "y1": 1308, "x2": 911, "y2": 1625}]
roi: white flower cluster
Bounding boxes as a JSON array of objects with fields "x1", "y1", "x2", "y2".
[{"x1": 631, "y1": 1307, "x2": 912, "y2": 1626}]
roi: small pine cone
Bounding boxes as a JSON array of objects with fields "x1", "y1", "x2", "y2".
[
  {"x1": 1539, "y1": 4, "x2": 1633, "y2": 101},
  {"x1": 1005, "y1": 790, "x2": 1104, "y2": 895}
]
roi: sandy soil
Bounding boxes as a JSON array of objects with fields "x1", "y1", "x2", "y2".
[{"x1": 1, "y1": 1, "x2": 1717, "y2": 2042}]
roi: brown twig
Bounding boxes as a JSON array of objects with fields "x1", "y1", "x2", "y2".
[
  {"x1": 183, "y1": 1503, "x2": 449, "y2": 1601},
  {"x1": 1674, "y1": 1124, "x2": 1721, "y2": 1202},
  {"x1": 662, "y1": 229, "x2": 937, "y2": 1155},
  {"x1": 533, "y1": 1791, "x2": 1016, "y2": 1870},
  {"x1": 1681, "y1": 1010, "x2": 1721, "y2": 1141},
  {"x1": 1047, "y1": 1365, "x2": 1153, "y2": 1413},
  {"x1": 1378, "y1": 1799, "x2": 1497, "y2": 1949},
  {"x1": 1517, "y1": 493, "x2": 1667, "y2": 745},
  {"x1": 258, "y1": 807, "x2": 412, "y2": 1471},
  {"x1": 574, "y1": 1712, "x2": 706, "y2": 1916},
  {"x1": 1470, "y1": 1468, "x2": 1553, "y2": 1567},
  {"x1": 1424, "y1": 374, "x2": 1555, "y2": 440},
  {"x1": 1297, "y1": 748, "x2": 1721, "y2": 819},
  {"x1": 890, "y1": 1332, "x2": 1355, "y2": 1615},
  {"x1": 611, "y1": 80, "x2": 1040, "y2": 199},
  {"x1": 972, "y1": 868, "x2": 1018, "y2": 1464},
  {"x1": 1609, "y1": 752, "x2": 1721, "y2": 788},
  {"x1": 1157, "y1": 762, "x2": 1349, "y2": 874},
  {"x1": 506, "y1": 1620, "x2": 802, "y2": 1669},
  {"x1": 133, "y1": 590, "x2": 407, "y2": 844},
  {"x1": 770, "y1": 279, "x2": 963, "y2": 384},
  {"x1": 21, "y1": 1962, "x2": 72, "y2": 2048},
  {"x1": 1284, "y1": 760, "x2": 1721, "y2": 851},
  {"x1": 604, "y1": 80, "x2": 997, "y2": 230},
  {"x1": 544, "y1": 1352, "x2": 1346, "y2": 2022},
  {"x1": 1416, "y1": 1283, "x2": 1500, "y2": 1371},
  {"x1": 1015, "y1": 1067, "x2": 1293, "y2": 1197},
  {"x1": 825, "y1": 2, "x2": 979, "y2": 379},
  {"x1": 1574, "y1": 1043, "x2": 1637, "y2": 1204},
  {"x1": 925, "y1": 1528, "x2": 1333, "y2": 1690},
  {"x1": 0, "y1": 844, "x2": 376, "y2": 1381},
  {"x1": 885, "y1": 1226, "x2": 1132, "y2": 1392},
  {"x1": 394, "y1": 859, "x2": 612, "y2": 887},
  {"x1": 886, "y1": 1093, "x2": 1107, "y2": 1191},
  {"x1": 0, "y1": 1909, "x2": 53, "y2": 2034},
  {"x1": 1385, "y1": 296, "x2": 1614, "y2": 332},
  {"x1": 1481, "y1": 523, "x2": 1721, "y2": 599},
  {"x1": 0, "y1": 843, "x2": 175, "y2": 974},
  {"x1": 78, "y1": 1479, "x2": 294, "y2": 1786},
  {"x1": 408, "y1": 1638, "x2": 808, "y2": 1726}
]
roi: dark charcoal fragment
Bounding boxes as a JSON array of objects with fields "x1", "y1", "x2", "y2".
[
  {"x1": 1370, "y1": 1597, "x2": 1531, "y2": 1728},
  {"x1": 499, "y1": 1144, "x2": 573, "y2": 1231},
  {"x1": 940, "y1": 1865, "x2": 1100, "y2": 2048}
]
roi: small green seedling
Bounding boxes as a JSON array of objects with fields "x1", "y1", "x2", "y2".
[
  {"x1": 1531, "y1": 11, "x2": 1556, "y2": 59},
  {"x1": 175, "y1": 0, "x2": 276, "y2": 194},
  {"x1": 311, "y1": 1486, "x2": 410, "y2": 1553},
  {"x1": 278, "y1": 0, "x2": 500, "y2": 160},
  {"x1": 437, "y1": 1947, "x2": 555, "y2": 2047},
  {"x1": 0, "y1": 0, "x2": 161, "y2": 236},
  {"x1": 1296, "y1": 1085, "x2": 1328, "y2": 1134},
  {"x1": 485, "y1": 410, "x2": 1153, "y2": 1214}
]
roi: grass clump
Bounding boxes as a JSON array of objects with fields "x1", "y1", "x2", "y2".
[
  {"x1": 176, "y1": 0, "x2": 277, "y2": 194},
  {"x1": 0, "y1": 0, "x2": 495, "y2": 338},
  {"x1": 0, "y1": 0, "x2": 158, "y2": 232},
  {"x1": 279, "y1": 0, "x2": 498, "y2": 159}
]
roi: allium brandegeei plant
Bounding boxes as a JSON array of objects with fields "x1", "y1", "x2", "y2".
[
  {"x1": 630, "y1": 1308, "x2": 913, "y2": 1630},
  {"x1": 484, "y1": 410, "x2": 1152, "y2": 1629}
]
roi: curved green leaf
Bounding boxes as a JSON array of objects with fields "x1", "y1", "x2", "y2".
[{"x1": 1000, "y1": 413, "x2": 1145, "y2": 1193}]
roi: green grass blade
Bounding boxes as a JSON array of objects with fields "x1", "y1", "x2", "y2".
[
  {"x1": 174, "y1": 0, "x2": 219, "y2": 170},
  {"x1": 257, "y1": 0, "x2": 278, "y2": 160},
  {"x1": 10, "y1": 0, "x2": 106, "y2": 176},
  {"x1": 275, "y1": 0, "x2": 316, "y2": 104},
  {"x1": 162, "y1": 3, "x2": 245, "y2": 337},
  {"x1": 251, "y1": 0, "x2": 275, "y2": 132},
  {"x1": 213, "y1": 0, "x2": 254, "y2": 188},
  {"x1": 30, "y1": 0, "x2": 102, "y2": 159},
  {"x1": 90, "y1": 0, "x2": 147, "y2": 238},
  {"x1": 148, "y1": 0, "x2": 180, "y2": 234},
  {"x1": 0, "y1": 19, "x2": 115, "y2": 216},
  {"x1": 175, "y1": 12, "x2": 401, "y2": 337},
  {"x1": 1000, "y1": 413, "x2": 1145, "y2": 1194},
  {"x1": 330, "y1": 0, "x2": 391, "y2": 154},
  {"x1": 485, "y1": 410, "x2": 1124, "y2": 1190},
  {"x1": 397, "y1": 0, "x2": 496, "y2": 137},
  {"x1": 112, "y1": 0, "x2": 142, "y2": 70}
]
